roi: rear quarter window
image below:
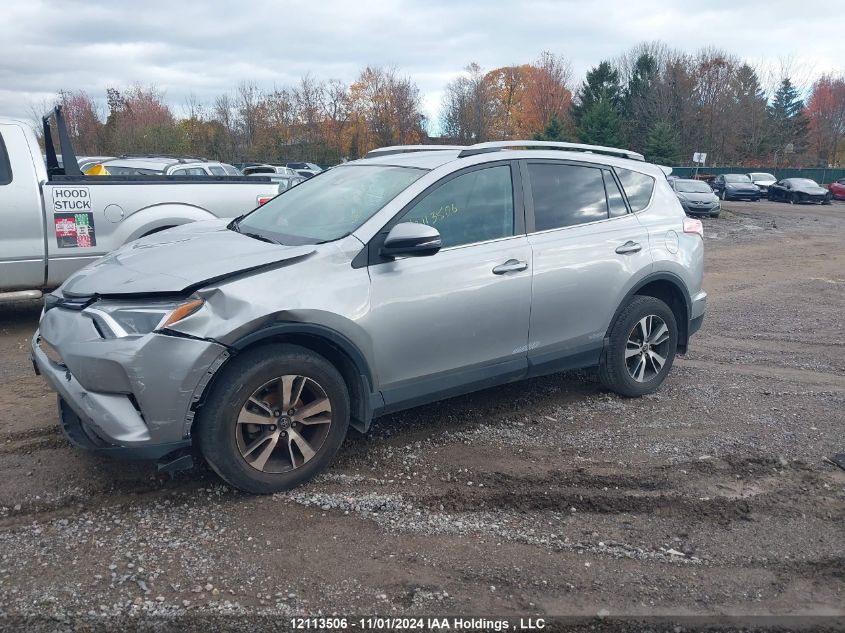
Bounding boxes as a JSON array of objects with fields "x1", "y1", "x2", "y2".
[
  {"x1": 0, "y1": 132, "x2": 12, "y2": 185},
  {"x1": 615, "y1": 168, "x2": 655, "y2": 212}
]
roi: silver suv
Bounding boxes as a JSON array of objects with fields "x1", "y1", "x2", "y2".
[{"x1": 31, "y1": 141, "x2": 706, "y2": 493}]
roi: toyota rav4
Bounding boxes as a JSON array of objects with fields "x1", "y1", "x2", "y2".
[{"x1": 31, "y1": 141, "x2": 706, "y2": 493}]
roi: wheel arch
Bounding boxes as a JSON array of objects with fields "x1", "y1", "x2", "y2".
[
  {"x1": 220, "y1": 323, "x2": 379, "y2": 433},
  {"x1": 607, "y1": 273, "x2": 692, "y2": 354}
]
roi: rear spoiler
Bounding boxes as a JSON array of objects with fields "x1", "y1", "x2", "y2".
[{"x1": 43, "y1": 105, "x2": 81, "y2": 177}]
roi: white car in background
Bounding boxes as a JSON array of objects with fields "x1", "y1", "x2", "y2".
[
  {"x1": 94, "y1": 157, "x2": 242, "y2": 177},
  {"x1": 747, "y1": 172, "x2": 777, "y2": 196}
]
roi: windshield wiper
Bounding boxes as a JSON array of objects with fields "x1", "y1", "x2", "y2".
[
  {"x1": 314, "y1": 232, "x2": 352, "y2": 245},
  {"x1": 240, "y1": 231, "x2": 281, "y2": 245}
]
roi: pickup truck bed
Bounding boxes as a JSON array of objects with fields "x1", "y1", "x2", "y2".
[{"x1": 0, "y1": 111, "x2": 278, "y2": 296}]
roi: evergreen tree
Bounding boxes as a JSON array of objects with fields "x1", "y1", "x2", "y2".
[
  {"x1": 622, "y1": 53, "x2": 659, "y2": 150},
  {"x1": 730, "y1": 64, "x2": 768, "y2": 160},
  {"x1": 532, "y1": 114, "x2": 570, "y2": 141},
  {"x1": 644, "y1": 121, "x2": 679, "y2": 164},
  {"x1": 768, "y1": 77, "x2": 810, "y2": 157},
  {"x1": 576, "y1": 97, "x2": 622, "y2": 146},
  {"x1": 571, "y1": 61, "x2": 622, "y2": 124}
]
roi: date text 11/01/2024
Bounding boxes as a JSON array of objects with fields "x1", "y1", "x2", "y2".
[{"x1": 290, "y1": 617, "x2": 547, "y2": 630}]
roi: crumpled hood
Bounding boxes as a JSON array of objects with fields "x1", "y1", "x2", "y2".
[{"x1": 61, "y1": 219, "x2": 315, "y2": 297}]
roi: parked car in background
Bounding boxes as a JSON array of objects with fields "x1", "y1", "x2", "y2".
[
  {"x1": 242, "y1": 164, "x2": 299, "y2": 177},
  {"x1": 711, "y1": 174, "x2": 760, "y2": 201},
  {"x1": 32, "y1": 139, "x2": 706, "y2": 493},
  {"x1": 247, "y1": 172, "x2": 306, "y2": 196},
  {"x1": 0, "y1": 108, "x2": 278, "y2": 298},
  {"x1": 91, "y1": 157, "x2": 242, "y2": 177},
  {"x1": 768, "y1": 178, "x2": 833, "y2": 204},
  {"x1": 827, "y1": 178, "x2": 845, "y2": 200},
  {"x1": 671, "y1": 178, "x2": 721, "y2": 217},
  {"x1": 285, "y1": 162, "x2": 322, "y2": 178},
  {"x1": 78, "y1": 156, "x2": 116, "y2": 172},
  {"x1": 747, "y1": 172, "x2": 776, "y2": 196}
]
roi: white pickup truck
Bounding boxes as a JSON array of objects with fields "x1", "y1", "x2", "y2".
[{"x1": 0, "y1": 107, "x2": 279, "y2": 301}]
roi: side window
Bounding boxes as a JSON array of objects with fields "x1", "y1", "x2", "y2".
[
  {"x1": 616, "y1": 168, "x2": 655, "y2": 212},
  {"x1": 603, "y1": 170, "x2": 628, "y2": 217},
  {"x1": 400, "y1": 165, "x2": 514, "y2": 248},
  {"x1": 0, "y1": 132, "x2": 12, "y2": 186},
  {"x1": 171, "y1": 168, "x2": 188, "y2": 176},
  {"x1": 209, "y1": 166, "x2": 226, "y2": 176},
  {"x1": 528, "y1": 163, "x2": 607, "y2": 231}
]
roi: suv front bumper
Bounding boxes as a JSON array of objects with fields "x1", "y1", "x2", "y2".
[{"x1": 31, "y1": 306, "x2": 228, "y2": 461}]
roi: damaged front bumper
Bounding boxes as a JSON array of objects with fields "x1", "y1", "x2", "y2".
[{"x1": 31, "y1": 305, "x2": 228, "y2": 462}]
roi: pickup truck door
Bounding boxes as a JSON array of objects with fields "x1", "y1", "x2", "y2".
[{"x1": 0, "y1": 122, "x2": 46, "y2": 290}]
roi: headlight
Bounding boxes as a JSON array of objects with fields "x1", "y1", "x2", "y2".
[
  {"x1": 82, "y1": 297, "x2": 204, "y2": 338},
  {"x1": 676, "y1": 194, "x2": 688, "y2": 201}
]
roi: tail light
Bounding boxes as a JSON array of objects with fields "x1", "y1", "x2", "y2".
[
  {"x1": 683, "y1": 217, "x2": 704, "y2": 238},
  {"x1": 256, "y1": 195, "x2": 274, "y2": 206}
]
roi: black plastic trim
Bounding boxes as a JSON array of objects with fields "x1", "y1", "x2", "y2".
[
  {"x1": 377, "y1": 357, "x2": 527, "y2": 415},
  {"x1": 0, "y1": 132, "x2": 12, "y2": 186}
]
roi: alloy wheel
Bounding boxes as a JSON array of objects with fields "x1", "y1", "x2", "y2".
[
  {"x1": 235, "y1": 375, "x2": 332, "y2": 473},
  {"x1": 625, "y1": 315, "x2": 671, "y2": 383}
]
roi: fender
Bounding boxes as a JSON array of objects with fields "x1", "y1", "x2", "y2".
[
  {"x1": 230, "y1": 322, "x2": 380, "y2": 432},
  {"x1": 604, "y1": 271, "x2": 693, "y2": 351}
]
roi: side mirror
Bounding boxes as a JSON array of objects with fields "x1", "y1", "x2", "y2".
[{"x1": 380, "y1": 222, "x2": 442, "y2": 259}]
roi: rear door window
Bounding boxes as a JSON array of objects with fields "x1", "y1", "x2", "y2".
[
  {"x1": 615, "y1": 168, "x2": 655, "y2": 212},
  {"x1": 527, "y1": 163, "x2": 608, "y2": 230}
]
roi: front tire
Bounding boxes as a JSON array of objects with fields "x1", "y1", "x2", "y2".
[
  {"x1": 599, "y1": 296, "x2": 678, "y2": 397},
  {"x1": 196, "y1": 344, "x2": 350, "y2": 494}
]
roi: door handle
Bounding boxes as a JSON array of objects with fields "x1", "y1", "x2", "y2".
[
  {"x1": 492, "y1": 259, "x2": 528, "y2": 274},
  {"x1": 615, "y1": 241, "x2": 642, "y2": 254}
]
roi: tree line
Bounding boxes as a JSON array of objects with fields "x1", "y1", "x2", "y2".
[{"x1": 38, "y1": 42, "x2": 845, "y2": 168}]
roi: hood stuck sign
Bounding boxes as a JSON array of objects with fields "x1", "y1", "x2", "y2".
[{"x1": 52, "y1": 186, "x2": 92, "y2": 212}]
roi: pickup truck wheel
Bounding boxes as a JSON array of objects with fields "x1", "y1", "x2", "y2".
[
  {"x1": 599, "y1": 296, "x2": 677, "y2": 397},
  {"x1": 196, "y1": 344, "x2": 349, "y2": 494}
]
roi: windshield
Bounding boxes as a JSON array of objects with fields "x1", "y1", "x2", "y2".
[
  {"x1": 749, "y1": 173, "x2": 775, "y2": 181},
  {"x1": 790, "y1": 178, "x2": 819, "y2": 187},
  {"x1": 236, "y1": 164, "x2": 426, "y2": 245},
  {"x1": 676, "y1": 180, "x2": 712, "y2": 193},
  {"x1": 724, "y1": 174, "x2": 751, "y2": 183}
]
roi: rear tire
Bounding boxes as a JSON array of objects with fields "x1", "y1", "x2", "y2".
[
  {"x1": 599, "y1": 296, "x2": 678, "y2": 397},
  {"x1": 196, "y1": 344, "x2": 350, "y2": 494}
]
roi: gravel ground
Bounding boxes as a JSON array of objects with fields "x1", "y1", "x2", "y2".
[{"x1": 0, "y1": 200, "x2": 843, "y2": 632}]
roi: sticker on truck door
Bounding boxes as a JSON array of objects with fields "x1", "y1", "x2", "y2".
[
  {"x1": 51, "y1": 187, "x2": 96, "y2": 247},
  {"x1": 55, "y1": 213, "x2": 97, "y2": 248}
]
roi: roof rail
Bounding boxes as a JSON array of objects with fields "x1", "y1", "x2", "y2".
[
  {"x1": 457, "y1": 141, "x2": 645, "y2": 161},
  {"x1": 116, "y1": 154, "x2": 211, "y2": 163},
  {"x1": 365, "y1": 145, "x2": 467, "y2": 158}
]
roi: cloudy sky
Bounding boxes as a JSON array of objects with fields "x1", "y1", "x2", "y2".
[{"x1": 1, "y1": 0, "x2": 842, "y2": 131}]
